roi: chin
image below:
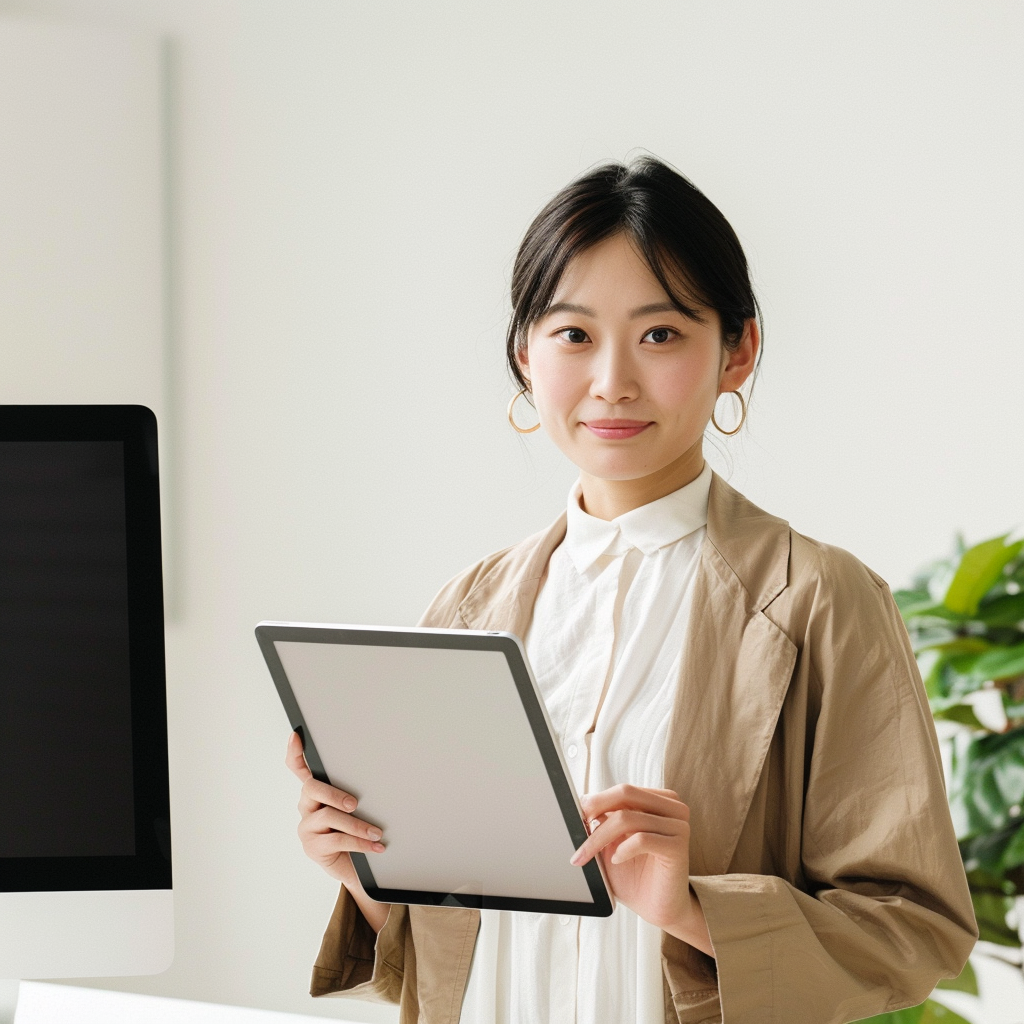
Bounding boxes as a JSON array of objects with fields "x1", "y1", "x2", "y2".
[{"x1": 577, "y1": 458, "x2": 655, "y2": 482}]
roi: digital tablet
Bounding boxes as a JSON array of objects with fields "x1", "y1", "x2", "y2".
[{"x1": 255, "y1": 621, "x2": 614, "y2": 917}]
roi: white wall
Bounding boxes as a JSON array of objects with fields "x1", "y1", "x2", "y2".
[
  {"x1": 0, "y1": 19, "x2": 163, "y2": 414},
  {"x1": 0, "y1": 1, "x2": 1021, "y2": 1021}
]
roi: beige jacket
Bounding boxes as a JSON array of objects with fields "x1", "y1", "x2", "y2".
[{"x1": 310, "y1": 471, "x2": 978, "y2": 1023}]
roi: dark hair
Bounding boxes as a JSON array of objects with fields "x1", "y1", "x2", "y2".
[{"x1": 505, "y1": 155, "x2": 762, "y2": 404}]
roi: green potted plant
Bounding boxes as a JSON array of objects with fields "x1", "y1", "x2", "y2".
[{"x1": 861, "y1": 529, "x2": 1024, "y2": 1022}]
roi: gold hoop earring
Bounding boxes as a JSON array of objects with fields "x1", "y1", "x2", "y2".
[
  {"x1": 711, "y1": 390, "x2": 746, "y2": 436},
  {"x1": 507, "y1": 387, "x2": 541, "y2": 434}
]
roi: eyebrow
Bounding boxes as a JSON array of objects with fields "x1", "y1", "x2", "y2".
[{"x1": 542, "y1": 300, "x2": 683, "y2": 319}]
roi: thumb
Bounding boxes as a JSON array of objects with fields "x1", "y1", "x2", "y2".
[{"x1": 285, "y1": 730, "x2": 313, "y2": 782}]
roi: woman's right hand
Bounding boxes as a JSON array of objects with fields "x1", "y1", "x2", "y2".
[{"x1": 285, "y1": 730, "x2": 387, "y2": 888}]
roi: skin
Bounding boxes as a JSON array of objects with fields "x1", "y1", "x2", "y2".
[{"x1": 287, "y1": 228, "x2": 760, "y2": 961}]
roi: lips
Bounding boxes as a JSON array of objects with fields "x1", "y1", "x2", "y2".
[{"x1": 582, "y1": 419, "x2": 652, "y2": 439}]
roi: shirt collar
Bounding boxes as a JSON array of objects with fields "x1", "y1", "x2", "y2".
[{"x1": 563, "y1": 459, "x2": 713, "y2": 574}]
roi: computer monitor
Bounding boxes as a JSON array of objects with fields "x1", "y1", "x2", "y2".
[{"x1": 0, "y1": 405, "x2": 173, "y2": 978}]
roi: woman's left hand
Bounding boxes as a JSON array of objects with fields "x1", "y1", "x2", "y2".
[{"x1": 570, "y1": 784, "x2": 712, "y2": 954}]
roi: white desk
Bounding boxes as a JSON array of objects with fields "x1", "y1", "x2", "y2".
[{"x1": 10, "y1": 983, "x2": 362, "y2": 1024}]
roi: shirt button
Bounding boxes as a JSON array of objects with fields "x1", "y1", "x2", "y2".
[
  {"x1": 567, "y1": 744, "x2": 578, "y2": 758},
  {"x1": 560, "y1": 915, "x2": 572, "y2": 925}
]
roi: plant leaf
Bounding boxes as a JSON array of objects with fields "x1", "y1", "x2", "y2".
[
  {"x1": 932, "y1": 639, "x2": 994, "y2": 656},
  {"x1": 935, "y1": 956, "x2": 978, "y2": 995},
  {"x1": 855, "y1": 1003, "x2": 925, "y2": 1023},
  {"x1": 900, "y1": 600, "x2": 967, "y2": 623},
  {"x1": 976, "y1": 592, "x2": 1024, "y2": 627},
  {"x1": 948, "y1": 727, "x2": 1024, "y2": 838},
  {"x1": 919, "y1": 1002, "x2": 973, "y2": 1024},
  {"x1": 894, "y1": 588, "x2": 932, "y2": 613},
  {"x1": 930, "y1": 699, "x2": 985, "y2": 729},
  {"x1": 855, "y1": 1000, "x2": 972, "y2": 1024},
  {"x1": 968, "y1": 889, "x2": 1019, "y2": 946},
  {"x1": 1001, "y1": 821, "x2": 1024, "y2": 870},
  {"x1": 910, "y1": 624, "x2": 960, "y2": 655},
  {"x1": 961, "y1": 819, "x2": 1024, "y2": 871},
  {"x1": 919, "y1": 1002, "x2": 974, "y2": 1024},
  {"x1": 970, "y1": 641, "x2": 1024, "y2": 683},
  {"x1": 921, "y1": 641, "x2": 994, "y2": 697},
  {"x1": 943, "y1": 652, "x2": 992, "y2": 700},
  {"x1": 944, "y1": 535, "x2": 1024, "y2": 617}
]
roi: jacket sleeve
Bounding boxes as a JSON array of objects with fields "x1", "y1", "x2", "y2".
[
  {"x1": 310, "y1": 888, "x2": 407, "y2": 1002},
  {"x1": 689, "y1": 546, "x2": 978, "y2": 1024}
]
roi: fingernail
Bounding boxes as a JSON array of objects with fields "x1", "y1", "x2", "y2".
[
  {"x1": 372, "y1": 842, "x2": 386, "y2": 853},
  {"x1": 368, "y1": 828, "x2": 382, "y2": 841},
  {"x1": 570, "y1": 851, "x2": 583, "y2": 866},
  {"x1": 343, "y1": 797, "x2": 356, "y2": 811}
]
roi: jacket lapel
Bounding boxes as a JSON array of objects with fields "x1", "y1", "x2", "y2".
[{"x1": 664, "y1": 472, "x2": 797, "y2": 876}]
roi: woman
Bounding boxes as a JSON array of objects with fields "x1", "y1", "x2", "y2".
[{"x1": 286, "y1": 156, "x2": 978, "y2": 1024}]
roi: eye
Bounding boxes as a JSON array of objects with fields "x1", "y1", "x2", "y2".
[
  {"x1": 557, "y1": 327, "x2": 589, "y2": 345},
  {"x1": 643, "y1": 327, "x2": 677, "y2": 345}
]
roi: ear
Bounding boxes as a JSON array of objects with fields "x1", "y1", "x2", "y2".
[
  {"x1": 514, "y1": 339, "x2": 531, "y2": 386},
  {"x1": 719, "y1": 318, "x2": 759, "y2": 392}
]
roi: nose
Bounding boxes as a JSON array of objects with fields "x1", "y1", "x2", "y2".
[{"x1": 589, "y1": 341, "x2": 640, "y2": 405}]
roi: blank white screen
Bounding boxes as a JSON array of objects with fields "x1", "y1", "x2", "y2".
[{"x1": 275, "y1": 640, "x2": 592, "y2": 903}]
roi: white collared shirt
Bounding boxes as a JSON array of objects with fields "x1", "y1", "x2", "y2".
[{"x1": 459, "y1": 460, "x2": 713, "y2": 1024}]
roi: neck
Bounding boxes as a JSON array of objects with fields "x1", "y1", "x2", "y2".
[{"x1": 578, "y1": 445, "x2": 707, "y2": 521}]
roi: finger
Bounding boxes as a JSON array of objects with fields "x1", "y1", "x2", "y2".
[
  {"x1": 298, "y1": 787, "x2": 322, "y2": 816},
  {"x1": 570, "y1": 810, "x2": 684, "y2": 866},
  {"x1": 598, "y1": 786, "x2": 679, "y2": 800},
  {"x1": 305, "y1": 829, "x2": 387, "y2": 858},
  {"x1": 580, "y1": 784, "x2": 686, "y2": 817},
  {"x1": 609, "y1": 830, "x2": 685, "y2": 865},
  {"x1": 307, "y1": 805, "x2": 385, "y2": 844},
  {"x1": 581, "y1": 784, "x2": 689, "y2": 821},
  {"x1": 285, "y1": 731, "x2": 312, "y2": 782},
  {"x1": 302, "y1": 776, "x2": 359, "y2": 814},
  {"x1": 298, "y1": 782, "x2": 355, "y2": 818}
]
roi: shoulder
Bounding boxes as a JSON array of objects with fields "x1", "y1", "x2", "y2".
[
  {"x1": 787, "y1": 526, "x2": 891, "y2": 601},
  {"x1": 415, "y1": 543, "x2": 519, "y2": 629},
  {"x1": 771, "y1": 524, "x2": 906, "y2": 664},
  {"x1": 415, "y1": 515, "x2": 566, "y2": 629}
]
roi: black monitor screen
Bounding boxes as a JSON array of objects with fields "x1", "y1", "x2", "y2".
[
  {"x1": 0, "y1": 441, "x2": 135, "y2": 858},
  {"x1": 0, "y1": 407, "x2": 170, "y2": 892}
]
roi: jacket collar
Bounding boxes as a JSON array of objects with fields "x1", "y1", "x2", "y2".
[{"x1": 457, "y1": 469, "x2": 797, "y2": 878}]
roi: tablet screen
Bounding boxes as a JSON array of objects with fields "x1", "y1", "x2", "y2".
[{"x1": 275, "y1": 639, "x2": 593, "y2": 903}]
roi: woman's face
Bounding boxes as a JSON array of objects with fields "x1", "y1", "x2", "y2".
[{"x1": 517, "y1": 231, "x2": 756, "y2": 488}]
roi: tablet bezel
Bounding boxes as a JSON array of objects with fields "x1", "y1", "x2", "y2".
[
  {"x1": 0, "y1": 405, "x2": 171, "y2": 893},
  {"x1": 256, "y1": 621, "x2": 614, "y2": 917}
]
